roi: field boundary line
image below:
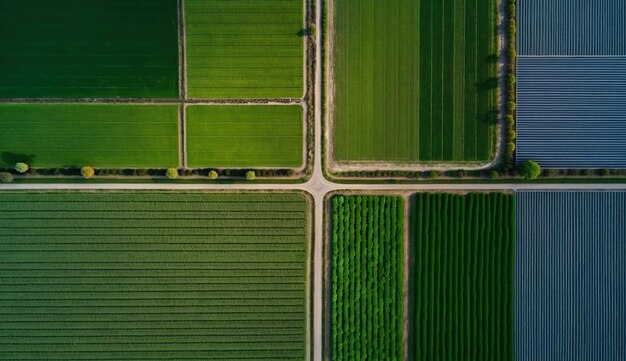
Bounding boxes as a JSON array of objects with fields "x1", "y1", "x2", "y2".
[{"x1": 180, "y1": 104, "x2": 187, "y2": 168}]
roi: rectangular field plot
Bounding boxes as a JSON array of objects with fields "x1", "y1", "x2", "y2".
[
  {"x1": 516, "y1": 57, "x2": 626, "y2": 168},
  {"x1": 185, "y1": 0, "x2": 304, "y2": 99},
  {"x1": 410, "y1": 193, "x2": 514, "y2": 361},
  {"x1": 0, "y1": 191, "x2": 310, "y2": 361},
  {"x1": 331, "y1": 195, "x2": 405, "y2": 360},
  {"x1": 518, "y1": 0, "x2": 626, "y2": 56},
  {"x1": 0, "y1": 0, "x2": 179, "y2": 98},
  {"x1": 331, "y1": 0, "x2": 497, "y2": 163},
  {"x1": 0, "y1": 104, "x2": 179, "y2": 168},
  {"x1": 516, "y1": 191, "x2": 626, "y2": 361},
  {"x1": 186, "y1": 105, "x2": 303, "y2": 168}
]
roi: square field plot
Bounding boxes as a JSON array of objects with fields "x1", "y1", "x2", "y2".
[
  {"x1": 185, "y1": 0, "x2": 304, "y2": 99},
  {"x1": 0, "y1": 191, "x2": 310, "y2": 361},
  {"x1": 0, "y1": 104, "x2": 179, "y2": 168},
  {"x1": 186, "y1": 105, "x2": 303, "y2": 168},
  {"x1": 516, "y1": 57, "x2": 626, "y2": 168},
  {"x1": 411, "y1": 193, "x2": 515, "y2": 361},
  {"x1": 0, "y1": 0, "x2": 179, "y2": 98},
  {"x1": 516, "y1": 191, "x2": 626, "y2": 361},
  {"x1": 331, "y1": 0, "x2": 497, "y2": 163}
]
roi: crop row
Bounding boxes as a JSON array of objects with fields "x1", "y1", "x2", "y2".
[{"x1": 331, "y1": 195, "x2": 405, "y2": 361}]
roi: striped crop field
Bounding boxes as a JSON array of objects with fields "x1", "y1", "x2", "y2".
[
  {"x1": 185, "y1": 0, "x2": 304, "y2": 99},
  {"x1": 331, "y1": 195, "x2": 405, "y2": 361},
  {"x1": 331, "y1": 0, "x2": 498, "y2": 163},
  {"x1": 516, "y1": 191, "x2": 626, "y2": 361},
  {"x1": 186, "y1": 105, "x2": 303, "y2": 168},
  {"x1": 410, "y1": 193, "x2": 514, "y2": 361},
  {"x1": 0, "y1": 191, "x2": 310, "y2": 361},
  {"x1": 0, "y1": 0, "x2": 179, "y2": 98},
  {"x1": 0, "y1": 103, "x2": 179, "y2": 168}
]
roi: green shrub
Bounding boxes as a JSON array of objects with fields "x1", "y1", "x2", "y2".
[
  {"x1": 506, "y1": 115, "x2": 515, "y2": 128},
  {"x1": 507, "y1": 142, "x2": 516, "y2": 153},
  {"x1": 208, "y1": 170, "x2": 219, "y2": 180},
  {"x1": 519, "y1": 160, "x2": 542, "y2": 180},
  {"x1": 80, "y1": 166, "x2": 95, "y2": 179},
  {"x1": 506, "y1": 102, "x2": 516, "y2": 113},
  {"x1": 0, "y1": 172, "x2": 14, "y2": 183},
  {"x1": 245, "y1": 171, "x2": 256, "y2": 181},
  {"x1": 166, "y1": 168, "x2": 178, "y2": 179},
  {"x1": 14, "y1": 162, "x2": 29, "y2": 173},
  {"x1": 507, "y1": 129, "x2": 516, "y2": 141},
  {"x1": 489, "y1": 170, "x2": 499, "y2": 179}
]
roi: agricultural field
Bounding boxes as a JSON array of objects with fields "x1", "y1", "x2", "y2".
[
  {"x1": 331, "y1": 0, "x2": 497, "y2": 163},
  {"x1": 0, "y1": 103, "x2": 179, "y2": 168},
  {"x1": 0, "y1": 0, "x2": 179, "y2": 98},
  {"x1": 185, "y1": 0, "x2": 304, "y2": 99},
  {"x1": 411, "y1": 193, "x2": 514, "y2": 361},
  {"x1": 331, "y1": 195, "x2": 405, "y2": 361},
  {"x1": 516, "y1": 191, "x2": 626, "y2": 361},
  {"x1": 186, "y1": 105, "x2": 303, "y2": 168},
  {"x1": 0, "y1": 191, "x2": 310, "y2": 361}
]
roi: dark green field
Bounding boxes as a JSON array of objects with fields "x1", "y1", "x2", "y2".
[
  {"x1": 331, "y1": 195, "x2": 404, "y2": 361},
  {"x1": 185, "y1": 0, "x2": 304, "y2": 99},
  {"x1": 410, "y1": 193, "x2": 514, "y2": 361},
  {"x1": 0, "y1": 0, "x2": 179, "y2": 98},
  {"x1": 0, "y1": 192, "x2": 309, "y2": 361},
  {"x1": 186, "y1": 105, "x2": 303, "y2": 168},
  {"x1": 332, "y1": 0, "x2": 497, "y2": 163},
  {"x1": 0, "y1": 104, "x2": 180, "y2": 168}
]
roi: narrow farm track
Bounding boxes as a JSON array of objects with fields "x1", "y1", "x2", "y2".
[{"x1": 1, "y1": 1, "x2": 626, "y2": 361}]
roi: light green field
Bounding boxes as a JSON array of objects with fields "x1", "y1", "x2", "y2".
[
  {"x1": 0, "y1": 104, "x2": 179, "y2": 168},
  {"x1": 186, "y1": 105, "x2": 303, "y2": 168},
  {"x1": 0, "y1": 191, "x2": 309, "y2": 361},
  {"x1": 332, "y1": 0, "x2": 497, "y2": 163},
  {"x1": 0, "y1": 0, "x2": 179, "y2": 98},
  {"x1": 185, "y1": 0, "x2": 304, "y2": 99}
]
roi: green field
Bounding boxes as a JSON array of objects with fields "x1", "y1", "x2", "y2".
[
  {"x1": 185, "y1": 0, "x2": 304, "y2": 99},
  {"x1": 186, "y1": 105, "x2": 303, "y2": 168},
  {"x1": 0, "y1": 191, "x2": 309, "y2": 361},
  {"x1": 0, "y1": 0, "x2": 179, "y2": 98},
  {"x1": 0, "y1": 104, "x2": 179, "y2": 168},
  {"x1": 332, "y1": 0, "x2": 497, "y2": 163},
  {"x1": 410, "y1": 193, "x2": 514, "y2": 361},
  {"x1": 331, "y1": 195, "x2": 404, "y2": 361}
]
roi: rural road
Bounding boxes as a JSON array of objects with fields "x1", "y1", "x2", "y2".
[{"x1": 1, "y1": 2, "x2": 625, "y2": 361}]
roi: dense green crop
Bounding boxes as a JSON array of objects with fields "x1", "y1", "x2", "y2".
[
  {"x1": 411, "y1": 193, "x2": 514, "y2": 361},
  {"x1": 331, "y1": 195, "x2": 405, "y2": 361},
  {"x1": 0, "y1": 104, "x2": 179, "y2": 168},
  {"x1": 0, "y1": 0, "x2": 179, "y2": 98},
  {"x1": 186, "y1": 105, "x2": 303, "y2": 168},
  {"x1": 0, "y1": 192, "x2": 309, "y2": 361},
  {"x1": 332, "y1": 0, "x2": 497, "y2": 163},
  {"x1": 185, "y1": 0, "x2": 304, "y2": 99}
]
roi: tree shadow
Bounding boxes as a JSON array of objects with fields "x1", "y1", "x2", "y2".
[
  {"x1": 479, "y1": 108, "x2": 500, "y2": 125},
  {"x1": 476, "y1": 76, "x2": 499, "y2": 92},
  {"x1": 1, "y1": 152, "x2": 35, "y2": 166},
  {"x1": 484, "y1": 53, "x2": 499, "y2": 63},
  {"x1": 296, "y1": 28, "x2": 310, "y2": 37}
]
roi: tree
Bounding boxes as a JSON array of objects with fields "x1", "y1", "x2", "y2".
[
  {"x1": 0, "y1": 172, "x2": 14, "y2": 183},
  {"x1": 489, "y1": 170, "x2": 499, "y2": 180},
  {"x1": 14, "y1": 162, "x2": 29, "y2": 173},
  {"x1": 246, "y1": 171, "x2": 256, "y2": 181},
  {"x1": 519, "y1": 160, "x2": 541, "y2": 180},
  {"x1": 208, "y1": 170, "x2": 219, "y2": 180},
  {"x1": 81, "y1": 166, "x2": 95, "y2": 179},
  {"x1": 166, "y1": 168, "x2": 178, "y2": 179}
]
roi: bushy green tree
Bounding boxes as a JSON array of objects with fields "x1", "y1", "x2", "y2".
[
  {"x1": 246, "y1": 171, "x2": 256, "y2": 181},
  {"x1": 80, "y1": 166, "x2": 95, "y2": 179},
  {"x1": 208, "y1": 170, "x2": 219, "y2": 180},
  {"x1": 0, "y1": 172, "x2": 14, "y2": 183},
  {"x1": 489, "y1": 170, "x2": 499, "y2": 180},
  {"x1": 519, "y1": 160, "x2": 541, "y2": 180},
  {"x1": 14, "y1": 162, "x2": 29, "y2": 173},
  {"x1": 166, "y1": 168, "x2": 178, "y2": 179}
]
